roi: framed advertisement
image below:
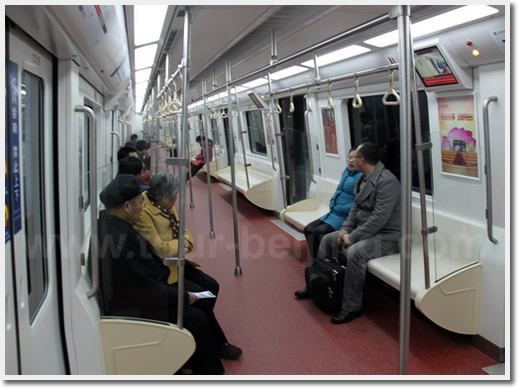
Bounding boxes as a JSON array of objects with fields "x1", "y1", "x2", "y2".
[
  {"x1": 437, "y1": 94, "x2": 479, "y2": 179},
  {"x1": 321, "y1": 107, "x2": 338, "y2": 155}
]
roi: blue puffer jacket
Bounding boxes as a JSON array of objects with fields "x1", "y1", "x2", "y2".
[{"x1": 319, "y1": 168, "x2": 363, "y2": 230}]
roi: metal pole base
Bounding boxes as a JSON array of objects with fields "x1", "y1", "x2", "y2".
[
  {"x1": 209, "y1": 231, "x2": 216, "y2": 238},
  {"x1": 234, "y1": 266, "x2": 243, "y2": 276},
  {"x1": 190, "y1": 203, "x2": 195, "y2": 208}
]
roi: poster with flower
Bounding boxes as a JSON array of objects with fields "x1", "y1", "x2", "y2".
[
  {"x1": 437, "y1": 95, "x2": 479, "y2": 179},
  {"x1": 321, "y1": 107, "x2": 338, "y2": 155}
]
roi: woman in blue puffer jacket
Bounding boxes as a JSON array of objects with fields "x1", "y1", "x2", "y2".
[{"x1": 303, "y1": 149, "x2": 362, "y2": 261}]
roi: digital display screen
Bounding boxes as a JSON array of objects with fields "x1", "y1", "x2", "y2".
[
  {"x1": 414, "y1": 46, "x2": 458, "y2": 87},
  {"x1": 248, "y1": 92, "x2": 266, "y2": 109}
]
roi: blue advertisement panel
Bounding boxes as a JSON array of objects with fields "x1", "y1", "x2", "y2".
[{"x1": 8, "y1": 61, "x2": 22, "y2": 234}]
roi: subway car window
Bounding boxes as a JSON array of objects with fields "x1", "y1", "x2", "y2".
[
  {"x1": 21, "y1": 71, "x2": 48, "y2": 322},
  {"x1": 347, "y1": 91, "x2": 432, "y2": 195},
  {"x1": 245, "y1": 110, "x2": 267, "y2": 155}
]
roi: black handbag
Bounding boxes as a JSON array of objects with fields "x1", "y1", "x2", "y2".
[{"x1": 304, "y1": 257, "x2": 346, "y2": 314}]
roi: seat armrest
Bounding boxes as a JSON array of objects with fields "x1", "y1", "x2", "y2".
[{"x1": 100, "y1": 317, "x2": 195, "y2": 375}]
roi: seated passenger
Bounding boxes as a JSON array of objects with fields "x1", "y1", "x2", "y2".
[
  {"x1": 135, "y1": 140, "x2": 151, "y2": 171},
  {"x1": 118, "y1": 156, "x2": 148, "y2": 189},
  {"x1": 133, "y1": 172, "x2": 242, "y2": 361},
  {"x1": 188, "y1": 136, "x2": 213, "y2": 179},
  {"x1": 117, "y1": 145, "x2": 138, "y2": 161},
  {"x1": 135, "y1": 140, "x2": 152, "y2": 185},
  {"x1": 118, "y1": 156, "x2": 143, "y2": 175},
  {"x1": 296, "y1": 143, "x2": 401, "y2": 324},
  {"x1": 301, "y1": 148, "x2": 362, "y2": 264},
  {"x1": 129, "y1": 133, "x2": 138, "y2": 147},
  {"x1": 97, "y1": 174, "x2": 226, "y2": 374}
]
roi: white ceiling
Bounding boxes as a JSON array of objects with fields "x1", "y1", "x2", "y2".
[{"x1": 136, "y1": 4, "x2": 502, "y2": 109}]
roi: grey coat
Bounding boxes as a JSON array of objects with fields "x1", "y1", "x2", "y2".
[{"x1": 342, "y1": 161, "x2": 401, "y2": 244}]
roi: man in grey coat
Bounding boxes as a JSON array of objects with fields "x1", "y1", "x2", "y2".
[{"x1": 316, "y1": 142, "x2": 401, "y2": 324}]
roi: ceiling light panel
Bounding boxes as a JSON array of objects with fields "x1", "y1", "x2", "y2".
[
  {"x1": 134, "y1": 5, "x2": 168, "y2": 46},
  {"x1": 241, "y1": 78, "x2": 268, "y2": 89},
  {"x1": 364, "y1": 5, "x2": 499, "y2": 48},
  {"x1": 135, "y1": 44, "x2": 157, "y2": 70},
  {"x1": 302, "y1": 45, "x2": 371, "y2": 67},
  {"x1": 135, "y1": 68, "x2": 151, "y2": 84},
  {"x1": 270, "y1": 65, "x2": 308, "y2": 80}
]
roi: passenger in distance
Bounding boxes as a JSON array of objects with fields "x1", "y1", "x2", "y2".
[
  {"x1": 134, "y1": 172, "x2": 242, "y2": 361},
  {"x1": 297, "y1": 142, "x2": 401, "y2": 324},
  {"x1": 135, "y1": 140, "x2": 152, "y2": 185},
  {"x1": 118, "y1": 156, "x2": 148, "y2": 189},
  {"x1": 301, "y1": 148, "x2": 362, "y2": 264},
  {"x1": 117, "y1": 145, "x2": 138, "y2": 161},
  {"x1": 128, "y1": 133, "x2": 138, "y2": 147},
  {"x1": 97, "y1": 174, "x2": 225, "y2": 374},
  {"x1": 188, "y1": 136, "x2": 213, "y2": 180}
]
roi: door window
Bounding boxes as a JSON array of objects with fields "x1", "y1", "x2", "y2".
[
  {"x1": 245, "y1": 110, "x2": 267, "y2": 155},
  {"x1": 21, "y1": 71, "x2": 48, "y2": 322}
]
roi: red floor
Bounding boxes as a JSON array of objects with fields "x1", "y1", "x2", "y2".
[{"x1": 182, "y1": 174, "x2": 496, "y2": 375}]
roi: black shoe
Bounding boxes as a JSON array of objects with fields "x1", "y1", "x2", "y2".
[
  {"x1": 294, "y1": 289, "x2": 310, "y2": 299},
  {"x1": 331, "y1": 310, "x2": 362, "y2": 324},
  {"x1": 220, "y1": 343, "x2": 242, "y2": 360}
]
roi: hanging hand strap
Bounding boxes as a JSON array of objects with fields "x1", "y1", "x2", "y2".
[
  {"x1": 327, "y1": 82, "x2": 334, "y2": 109},
  {"x1": 352, "y1": 76, "x2": 363, "y2": 109},
  {"x1": 274, "y1": 98, "x2": 282, "y2": 114},
  {"x1": 305, "y1": 86, "x2": 312, "y2": 113},
  {"x1": 382, "y1": 69, "x2": 400, "y2": 106}
]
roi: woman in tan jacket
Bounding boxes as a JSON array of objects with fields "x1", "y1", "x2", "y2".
[{"x1": 134, "y1": 172, "x2": 242, "y2": 361}]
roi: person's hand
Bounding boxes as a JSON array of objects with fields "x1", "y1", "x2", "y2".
[
  {"x1": 188, "y1": 292, "x2": 198, "y2": 305},
  {"x1": 337, "y1": 230, "x2": 347, "y2": 245},
  {"x1": 342, "y1": 233, "x2": 352, "y2": 247}
]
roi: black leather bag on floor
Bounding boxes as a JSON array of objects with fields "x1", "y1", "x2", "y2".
[{"x1": 305, "y1": 257, "x2": 346, "y2": 314}]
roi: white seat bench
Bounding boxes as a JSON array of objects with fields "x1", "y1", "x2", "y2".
[
  {"x1": 279, "y1": 183, "x2": 484, "y2": 334},
  {"x1": 215, "y1": 163, "x2": 275, "y2": 210},
  {"x1": 367, "y1": 203, "x2": 484, "y2": 335},
  {"x1": 100, "y1": 316, "x2": 195, "y2": 375},
  {"x1": 202, "y1": 159, "x2": 222, "y2": 179},
  {"x1": 279, "y1": 178, "x2": 338, "y2": 231}
]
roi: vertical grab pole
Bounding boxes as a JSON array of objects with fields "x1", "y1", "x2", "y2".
[
  {"x1": 304, "y1": 90, "x2": 316, "y2": 184},
  {"x1": 186, "y1": 118, "x2": 195, "y2": 209},
  {"x1": 395, "y1": 5, "x2": 413, "y2": 375},
  {"x1": 234, "y1": 87, "x2": 251, "y2": 189},
  {"x1": 483, "y1": 96, "x2": 498, "y2": 244},
  {"x1": 268, "y1": 72, "x2": 288, "y2": 209},
  {"x1": 168, "y1": 118, "x2": 174, "y2": 172},
  {"x1": 201, "y1": 79, "x2": 216, "y2": 238},
  {"x1": 75, "y1": 106, "x2": 99, "y2": 298},
  {"x1": 226, "y1": 61, "x2": 243, "y2": 276},
  {"x1": 176, "y1": 6, "x2": 191, "y2": 329},
  {"x1": 411, "y1": 68, "x2": 432, "y2": 290},
  {"x1": 269, "y1": 28, "x2": 288, "y2": 208}
]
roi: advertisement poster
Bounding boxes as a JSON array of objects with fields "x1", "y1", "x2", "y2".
[
  {"x1": 321, "y1": 107, "x2": 338, "y2": 155},
  {"x1": 437, "y1": 95, "x2": 479, "y2": 179}
]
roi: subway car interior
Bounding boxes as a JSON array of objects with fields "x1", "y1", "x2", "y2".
[{"x1": 4, "y1": 3, "x2": 511, "y2": 380}]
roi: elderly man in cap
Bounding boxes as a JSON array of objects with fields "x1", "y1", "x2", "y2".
[{"x1": 97, "y1": 174, "x2": 224, "y2": 374}]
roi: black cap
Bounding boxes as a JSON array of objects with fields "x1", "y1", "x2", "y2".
[{"x1": 100, "y1": 174, "x2": 146, "y2": 209}]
